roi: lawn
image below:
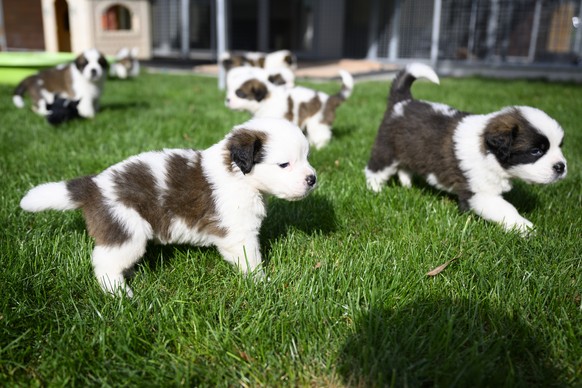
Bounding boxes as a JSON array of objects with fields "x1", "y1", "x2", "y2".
[{"x1": 1, "y1": 69, "x2": 580, "y2": 386}]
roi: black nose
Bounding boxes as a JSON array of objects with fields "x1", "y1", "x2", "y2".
[
  {"x1": 553, "y1": 162, "x2": 565, "y2": 175},
  {"x1": 306, "y1": 174, "x2": 316, "y2": 187},
  {"x1": 91, "y1": 68, "x2": 97, "y2": 77}
]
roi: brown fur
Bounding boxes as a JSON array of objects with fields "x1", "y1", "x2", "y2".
[
  {"x1": 238, "y1": 79, "x2": 270, "y2": 102},
  {"x1": 225, "y1": 129, "x2": 268, "y2": 174},
  {"x1": 298, "y1": 96, "x2": 322, "y2": 128},
  {"x1": 67, "y1": 176, "x2": 131, "y2": 245}
]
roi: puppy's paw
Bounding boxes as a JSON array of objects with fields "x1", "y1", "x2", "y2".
[
  {"x1": 505, "y1": 218, "x2": 535, "y2": 238},
  {"x1": 365, "y1": 176, "x2": 385, "y2": 193}
]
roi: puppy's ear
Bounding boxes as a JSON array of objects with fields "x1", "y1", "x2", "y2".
[
  {"x1": 98, "y1": 54, "x2": 110, "y2": 70},
  {"x1": 228, "y1": 129, "x2": 267, "y2": 174},
  {"x1": 75, "y1": 54, "x2": 88, "y2": 71},
  {"x1": 485, "y1": 115, "x2": 519, "y2": 162}
]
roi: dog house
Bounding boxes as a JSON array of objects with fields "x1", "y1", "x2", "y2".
[{"x1": 41, "y1": 0, "x2": 151, "y2": 59}]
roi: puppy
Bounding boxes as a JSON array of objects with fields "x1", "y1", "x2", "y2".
[
  {"x1": 12, "y1": 48, "x2": 108, "y2": 118},
  {"x1": 365, "y1": 63, "x2": 567, "y2": 235},
  {"x1": 110, "y1": 47, "x2": 140, "y2": 79},
  {"x1": 221, "y1": 49, "x2": 297, "y2": 72},
  {"x1": 226, "y1": 68, "x2": 353, "y2": 149},
  {"x1": 20, "y1": 118, "x2": 317, "y2": 296}
]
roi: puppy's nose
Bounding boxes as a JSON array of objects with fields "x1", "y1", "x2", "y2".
[
  {"x1": 306, "y1": 174, "x2": 317, "y2": 187},
  {"x1": 553, "y1": 162, "x2": 565, "y2": 175},
  {"x1": 91, "y1": 68, "x2": 98, "y2": 78}
]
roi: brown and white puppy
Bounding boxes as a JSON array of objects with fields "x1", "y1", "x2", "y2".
[
  {"x1": 20, "y1": 118, "x2": 317, "y2": 296},
  {"x1": 226, "y1": 68, "x2": 353, "y2": 149},
  {"x1": 221, "y1": 49, "x2": 297, "y2": 72},
  {"x1": 110, "y1": 47, "x2": 140, "y2": 79},
  {"x1": 12, "y1": 48, "x2": 108, "y2": 118},
  {"x1": 365, "y1": 63, "x2": 567, "y2": 235}
]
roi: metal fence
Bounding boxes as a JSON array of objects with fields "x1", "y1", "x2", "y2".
[
  {"x1": 371, "y1": 0, "x2": 582, "y2": 66},
  {"x1": 151, "y1": 0, "x2": 582, "y2": 70}
]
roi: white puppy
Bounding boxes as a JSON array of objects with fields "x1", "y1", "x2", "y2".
[
  {"x1": 12, "y1": 48, "x2": 108, "y2": 118},
  {"x1": 365, "y1": 63, "x2": 567, "y2": 235},
  {"x1": 20, "y1": 118, "x2": 317, "y2": 296},
  {"x1": 110, "y1": 47, "x2": 140, "y2": 79},
  {"x1": 226, "y1": 68, "x2": 353, "y2": 149}
]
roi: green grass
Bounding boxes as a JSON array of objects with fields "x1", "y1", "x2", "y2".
[{"x1": 1, "y1": 71, "x2": 581, "y2": 387}]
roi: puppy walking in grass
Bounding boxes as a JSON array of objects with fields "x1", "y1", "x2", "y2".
[
  {"x1": 365, "y1": 63, "x2": 567, "y2": 235},
  {"x1": 20, "y1": 118, "x2": 317, "y2": 296},
  {"x1": 226, "y1": 67, "x2": 353, "y2": 150}
]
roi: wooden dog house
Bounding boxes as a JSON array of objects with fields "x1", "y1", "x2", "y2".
[{"x1": 41, "y1": 0, "x2": 151, "y2": 59}]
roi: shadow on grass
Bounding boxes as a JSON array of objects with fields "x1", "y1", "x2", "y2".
[
  {"x1": 100, "y1": 101, "x2": 151, "y2": 112},
  {"x1": 390, "y1": 174, "x2": 540, "y2": 215},
  {"x1": 261, "y1": 193, "x2": 337, "y2": 240},
  {"x1": 338, "y1": 296, "x2": 562, "y2": 387}
]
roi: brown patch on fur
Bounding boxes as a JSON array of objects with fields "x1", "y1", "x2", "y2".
[
  {"x1": 238, "y1": 79, "x2": 270, "y2": 102},
  {"x1": 367, "y1": 100, "x2": 471, "y2": 203},
  {"x1": 164, "y1": 153, "x2": 227, "y2": 238},
  {"x1": 483, "y1": 109, "x2": 551, "y2": 168},
  {"x1": 113, "y1": 161, "x2": 172, "y2": 241},
  {"x1": 298, "y1": 96, "x2": 322, "y2": 128},
  {"x1": 268, "y1": 73, "x2": 286, "y2": 86},
  {"x1": 66, "y1": 176, "x2": 131, "y2": 246},
  {"x1": 113, "y1": 155, "x2": 227, "y2": 240},
  {"x1": 321, "y1": 95, "x2": 344, "y2": 125},
  {"x1": 13, "y1": 66, "x2": 75, "y2": 108},
  {"x1": 285, "y1": 96, "x2": 294, "y2": 122}
]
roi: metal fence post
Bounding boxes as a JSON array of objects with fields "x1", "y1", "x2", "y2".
[
  {"x1": 180, "y1": 0, "x2": 190, "y2": 57},
  {"x1": 431, "y1": 0, "x2": 442, "y2": 66},
  {"x1": 528, "y1": 0, "x2": 542, "y2": 63},
  {"x1": 217, "y1": 0, "x2": 227, "y2": 90}
]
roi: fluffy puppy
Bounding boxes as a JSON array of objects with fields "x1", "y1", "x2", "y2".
[
  {"x1": 226, "y1": 68, "x2": 353, "y2": 149},
  {"x1": 12, "y1": 48, "x2": 108, "y2": 118},
  {"x1": 365, "y1": 63, "x2": 567, "y2": 235},
  {"x1": 20, "y1": 118, "x2": 317, "y2": 296},
  {"x1": 110, "y1": 47, "x2": 140, "y2": 79},
  {"x1": 221, "y1": 49, "x2": 297, "y2": 71}
]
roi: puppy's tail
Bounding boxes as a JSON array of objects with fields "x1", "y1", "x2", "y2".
[
  {"x1": 12, "y1": 76, "x2": 35, "y2": 108},
  {"x1": 20, "y1": 179, "x2": 85, "y2": 212},
  {"x1": 336, "y1": 70, "x2": 354, "y2": 100},
  {"x1": 388, "y1": 63, "x2": 439, "y2": 112}
]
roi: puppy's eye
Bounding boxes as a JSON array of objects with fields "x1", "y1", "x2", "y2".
[
  {"x1": 278, "y1": 162, "x2": 290, "y2": 168},
  {"x1": 235, "y1": 90, "x2": 246, "y2": 98},
  {"x1": 530, "y1": 148, "x2": 543, "y2": 156}
]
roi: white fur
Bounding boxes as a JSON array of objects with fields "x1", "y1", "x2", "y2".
[
  {"x1": 406, "y1": 63, "x2": 440, "y2": 85},
  {"x1": 20, "y1": 118, "x2": 316, "y2": 296},
  {"x1": 20, "y1": 182, "x2": 76, "y2": 211},
  {"x1": 13, "y1": 95, "x2": 24, "y2": 108}
]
